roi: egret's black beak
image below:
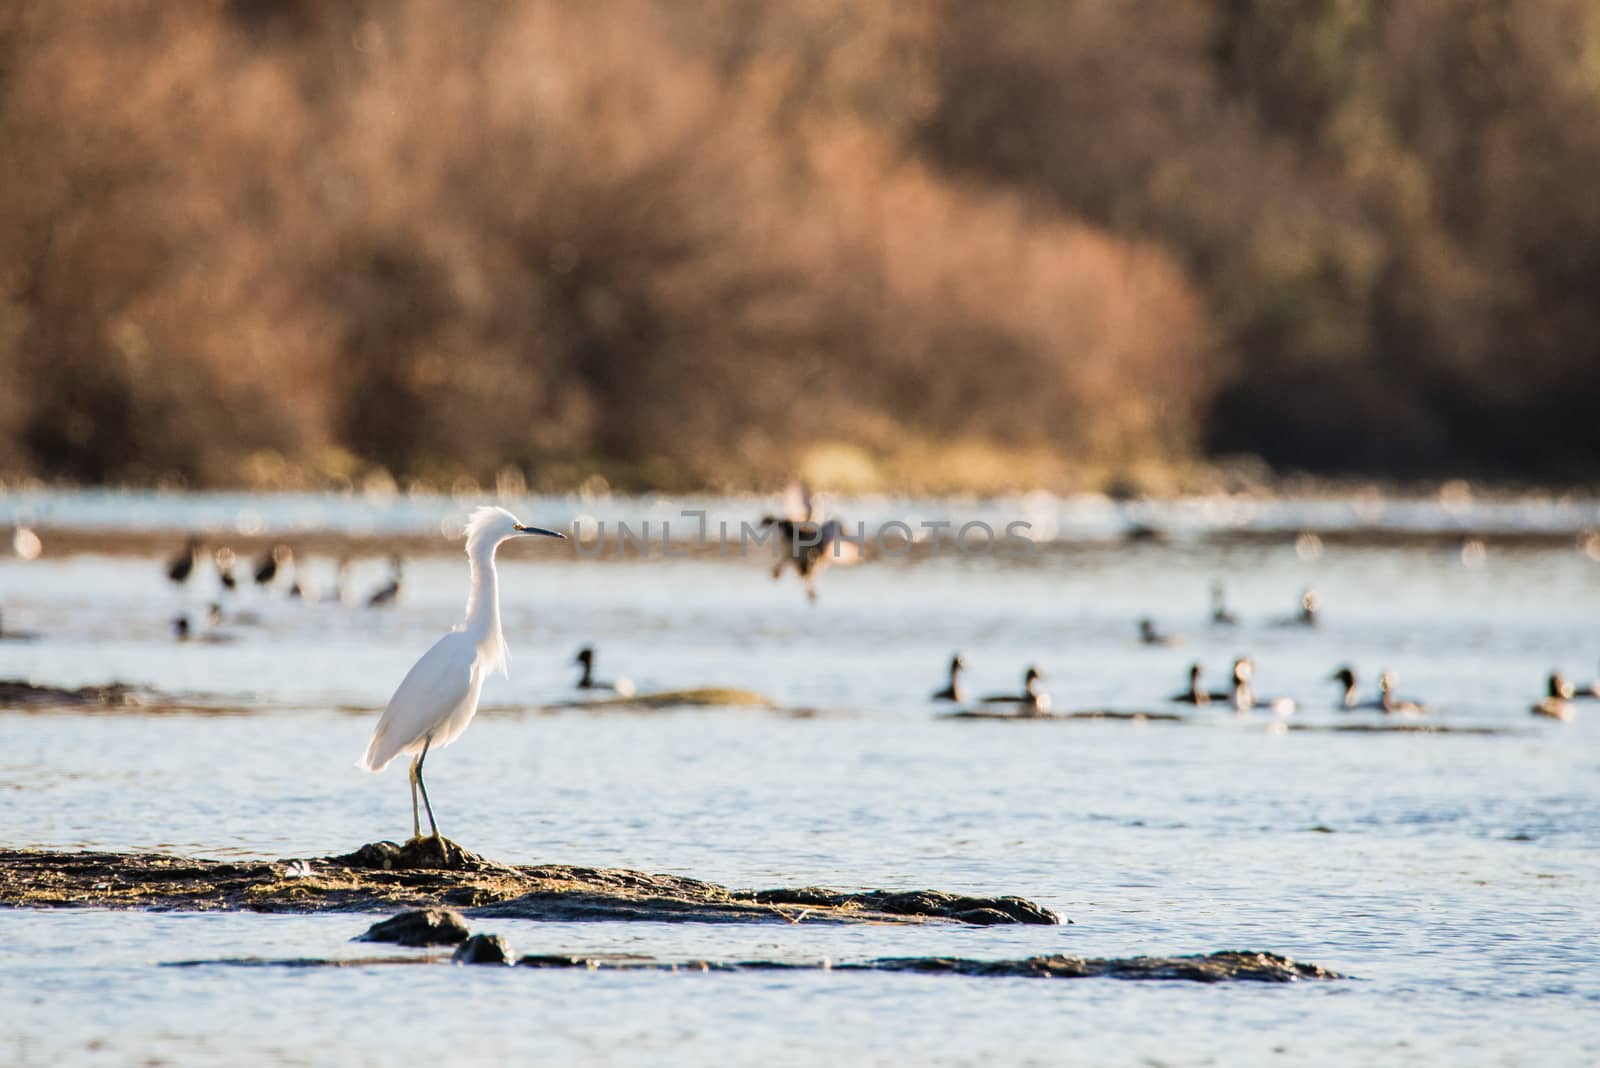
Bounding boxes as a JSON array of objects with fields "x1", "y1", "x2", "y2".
[{"x1": 515, "y1": 525, "x2": 567, "y2": 539}]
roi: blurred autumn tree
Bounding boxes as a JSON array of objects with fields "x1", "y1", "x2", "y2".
[{"x1": 0, "y1": 0, "x2": 1595, "y2": 490}]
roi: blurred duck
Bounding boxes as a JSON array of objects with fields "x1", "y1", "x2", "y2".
[
  {"x1": 1230, "y1": 657, "x2": 1295, "y2": 716},
  {"x1": 574, "y1": 646, "x2": 636, "y2": 697},
  {"x1": 931, "y1": 653, "x2": 966, "y2": 702},
  {"x1": 166, "y1": 536, "x2": 201, "y2": 586},
  {"x1": 0, "y1": 607, "x2": 41, "y2": 642},
  {"x1": 760, "y1": 480, "x2": 861, "y2": 604},
  {"x1": 366, "y1": 555, "x2": 403, "y2": 608},
  {"x1": 1531, "y1": 673, "x2": 1576, "y2": 721},
  {"x1": 979, "y1": 666, "x2": 1051, "y2": 716},
  {"x1": 1171, "y1": 663, "x2": 1232, "y2": 705},
  {"x1": 1138, "y1": 618, "x2": 1180, "y2": 646},
  {"x1": 253, "y1": 544, "x2": 292, "y2": 588},
  {"x1": 1274, "y1": 588, "x2": 1320, "y2": 628},
  {"x1": 214, "y1": 548, "x2": 238, "y2": 593},
  {"x1": 1209, "y1": 581, "x2": 1238, "y2": 626},
  {"x1": 172, "y1": 614, "x2": 235, "y2": 644},
  {"x1": 1330, "y1": 666, "x2": 1380, "y2": 710},
  {"x1": 1331, "y1": 666, "x2": 1427, "y2": 714},
  {"x1": 1377, "y1": 671, "x2": 1427, "y2": 715}
]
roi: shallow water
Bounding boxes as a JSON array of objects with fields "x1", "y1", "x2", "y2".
[{"x1": 2, "y1": 492, "x2": 1598, "y2": 1066}]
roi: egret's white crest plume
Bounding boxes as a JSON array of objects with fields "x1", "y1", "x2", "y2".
[{"x1": 358, "y1": 505, "x2": 566, "y2": 842}]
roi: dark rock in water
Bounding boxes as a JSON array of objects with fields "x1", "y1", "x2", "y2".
[
  {"x1": 749, "y1": 888, "x2": 1061, "y2": 926},
  {"x1": 939, "y1": 708, "x2": 1185, "y2": 724},
  {"x1": 0, "y1": 679, "x2": 142, "y2": 709},
  {"x1": 0, "y1": 847, "x2": 1057, "y2": 927},
  {"x1": 330, "y1": 837, "x2": 504, "y2": 872},
  {"x1": 172, "y1": 949, "x2": 1344, "y2": 982},
  {"x1": 855, "y1": 950, "x2": 1342, "y2": 982},
  {"x1": 453, "y1": 933, "x2": 514, "y2": 965},
  {"x1": 357, "y1": 908, "x2": 471, "y2": 946}
]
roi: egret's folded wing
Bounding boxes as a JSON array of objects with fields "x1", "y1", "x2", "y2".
[{"x1": 360, "y1": 631, "x2": 477, "y2": 772}]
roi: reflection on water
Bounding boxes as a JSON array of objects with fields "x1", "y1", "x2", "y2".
[{"x1": 2, "y1": 493, "x2": 1598, "y2": 1066}]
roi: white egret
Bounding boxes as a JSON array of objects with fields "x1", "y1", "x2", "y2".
[{"x1": 359, "y1": 506, "x2": 566, "y2": 842}]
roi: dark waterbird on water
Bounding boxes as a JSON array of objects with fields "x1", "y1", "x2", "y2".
[
  {"x1": 172, "y1": 614, "x2": 235, "y2": 644},
  {"x1": 979, "y1": 666, "x2": 1050, "y2": 716},
  {"x1": 253, "y1": 544, "x2": 292, "y2": 588},
  {"x1": 1273, "y1": 588, "x2": 1319, "y2": 628},
  {"x1": 1531, "y1": 673, "x2": 1577, "y2": 721},
  {"x1": 1170, "y1": 663, "x2": 1232, "y2": 705},
  {"x1": 1209, "y1": 581, "x2": 1238, "y2": 626},
  {"x1": 367, "y1": 555, "x2": 403, "y2": 608},
  {"x1": 1330, "y1": 666, "x2": 1428, "y2": 714},
  {"x1": 214, "y1": 548, "x2": 238, "y2": 592},
  {"x1": 0, "y1": 608, "x2": 41, "y2": 642},
  {"x1": 166, "y1": 536, "x2": 201, "y2": 586},
  {"x1": 1138, "y1": 618, "x2": 1180, "y2": 646},
  {"x1": 574, "y1": 646, "x2": 636, "y2": 697},
  {"x1": 931, "y1": 653, "x2": 966, "y2": 702},
  {"x1": 760, "y1": 480, "x2": 861, "y2": 604},
  {"x1": 1220, "y1": 657, "x2": 1295, "y2": 715}
]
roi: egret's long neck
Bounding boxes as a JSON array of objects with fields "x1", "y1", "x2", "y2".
[{"x1": 463, "y1": 539, "x2": 503, "y2": 646}]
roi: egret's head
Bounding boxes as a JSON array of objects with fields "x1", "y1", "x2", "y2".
[{"x1": 464, "y1": 506, "x2": 566, "y2": 555}]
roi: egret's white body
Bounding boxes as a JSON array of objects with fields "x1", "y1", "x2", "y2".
[{"x1": 359, "y1": 506, "x2": 565, "y2": 840}]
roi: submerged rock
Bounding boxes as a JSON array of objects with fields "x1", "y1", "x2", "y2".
[
  {"x1": 357, "y1": 908, "x2": 471, "y2": 947},
  {"x1": 0, "y1": 679, "x2": 143, "y2": 709},
  {"x1": 453, "y1": 933, "x2": 515, "y2": 965},
  {"x1": 541, "y1": 688, "x2": 779, "y2": 712},
  {"x1": 0, "y1": 846, "x2": 1059, "y2": 927},
  {"x1": 749, "y1": 888, "x2": 1060, "y2": 926},
  {"x1": 939, "y1": 709, "x2": 1185, "y2": 723},
  {"x1": 170, "y1": 948, "x2": 1344, "y2": 983},
  {"x1": 859, "y1": 950, "x2": 1342, "y2": 982}
]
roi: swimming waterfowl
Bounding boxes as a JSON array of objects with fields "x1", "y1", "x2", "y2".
[
  {"x1": 1329, "y1": 666, "x2": 1380, "y2": 710},
  {"x1": 760, "y1": 480, "x2": 861, "y2": 603},
  {"x1": 1229, "y1": 658, "x2": 1294, "y2": 715},
  {"x1": 172, "y1": 615, "x2": 235, "y2": 644},
  {"x1": 1377, "y1": 671, "x2": 1427, "y2": 715},
  {"x1": 366, "y1": 556, "x2": 403, "y2": 608},
  {"x1": 979, "y1": 666, "x2": 1051, "y2": 716},
  {"x1": 166, "y1": 536, "x2": 200, "y2": 586},
  {"x1": 1210, "y1": 581, "x2": 1238, "y2": 626},
  {"x1": 253, "y1": 544, "x2": 292, "y2": 587},
  {"x1": 214, "y1": 548, "x2": 238, "y2": 593},
  {"x1": 1138, "y1": 618, "x2": 1180, "y2": 646},
  {"x1": 1531, "y1": 673, "x2": 1576, "y2": 721},
  {"x1": 1273, "y1": 588, "x2": 1319, "y2": 628},
  {"x1": 1170, "y1": 663, "x2": 1231, "y2": 705},
  {"x1": 931, "y1": 653, "x2": 966, "y2": 702},
  {"x1": 0, "y1": 608, "x2": 41, "y2": 642},
  {"x1": 574, "y1": 646, "x2": 636, "y2": 697}
]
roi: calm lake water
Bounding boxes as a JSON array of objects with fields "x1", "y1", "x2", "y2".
[{"x1": 2, "y1": 491, "x2": 1598, "y2": 1066}]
